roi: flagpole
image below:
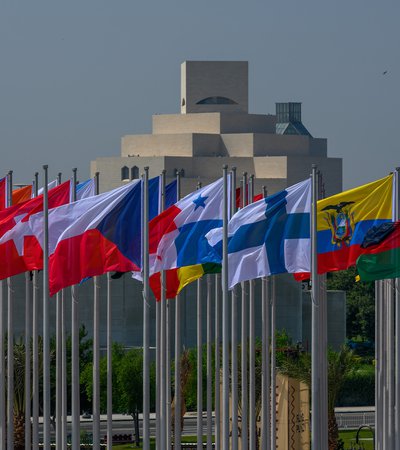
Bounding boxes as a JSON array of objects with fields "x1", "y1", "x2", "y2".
[
  {"x1": 214, "y1": 272, "x2": 221, "y2": 450},
  {"x1": 56, "y1": 172, "x2": 62, "y2": 450},
  {"x1": 61, "y1": 288, "x2": 68, "y2": 450},
  {"x1": 311, "y1": 164, "x2": 320, "y2": 450},
  {"x1": 318, "y1": 172, "x2": 329, "y2": 449},
  {"x1": 32, "y1": 172, "x2": 40, "y2": 450},
  {"x1": 375, "y1": 280, "x2": 382, "y2": 450},
  {"x1": 142, "y1": 166, "x2": 150, "y2": 450},
  {"x1": 0, "y1": 276, "x2": 4, "y2": 450},
  {"x1": 93, "y1": 172, "x2": 100, "y2": 450},
  {"x1": 270, "y1": 276, "x2": 276, "y2": 450},
  {"x1": 222, "y1": 164, "x2": 230, "y2": 450},
  {"x1": 71, "y1": 167, "x2": 81, "y2": 450},
  {"x1": 394, "y1": 167, "x2": 399, "y2": 450},
  {"x1": 25, "y1": 253, "x2": 32, "y2": 450},
  {"x1": 6, "y1": 171, "x2": 14, "y2": 450},
  {"x1": 248, "y1": 174, "x2": 256, "y2": 450},
  {"x1": 241, "y1": 172, "x2": 249, "y2": 450},
  {"x1": 106, "y1": 272, "x2": 112, "y2": 450},
  {"x1": 174, "y1": 169, "x2": 182, "y2": 449},
  {"x1": 160, "y1": 171, "x2": 167, "y2": 450},
  {"x1": 261, "y1": 186, "x2": 271, "y2": 450},
  {"x1": 42, "y1": 165, "x2": 51, "y2": 450},
  {"x1": 230, "y1": 166, "x2": 238, "y2": 450},
  {"x1": 206, "y1": 274, "x2": 213, "y2": 450},
  {"x1": 196, "y1": 180, "x2": 203, "y2": 450}
]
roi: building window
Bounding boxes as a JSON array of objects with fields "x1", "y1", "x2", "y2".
[
  {"x1": 196, "y1": 96, "x2": 237, "y2": 105},
  {"x1": 121, "y1": 166, "x2": 129, "y2": 181},
  {"x1": 131, "y1": 166, "x2": 139, "y2": 179}
]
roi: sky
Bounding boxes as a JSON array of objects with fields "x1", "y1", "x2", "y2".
[{"x1": 1, "y1": 0, "x2": 399, "y2": 190}]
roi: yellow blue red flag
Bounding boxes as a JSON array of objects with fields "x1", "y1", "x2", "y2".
[{"x1": 317, "y1": 174, "x2": 393, "y2": 273}]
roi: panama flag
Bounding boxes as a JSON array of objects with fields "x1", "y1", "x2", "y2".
[
  {"x1": 0, "y1": 180, "x2": 72, "y2": 279},
  {"x1": 26, "y1": 180, "x2": 142, "y2": 296},
  {"x1": 207, "y1": 178, "x2": 311, "y2": 288},
  {"x1": 149, "y1": 177, "x2": 224, "y2": 275}
]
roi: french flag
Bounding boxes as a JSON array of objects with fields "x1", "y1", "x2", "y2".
[
  {"x1": 0, "y1": 180, "x2": 72, "y2": 279},
  {"x1": 28, "y1": 180, "x2": 143, "y2": 296}
]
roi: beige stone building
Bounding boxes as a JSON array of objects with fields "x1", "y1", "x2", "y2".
[{"x1": 91, "y1": 61, "x2": 342, "y2": 197}]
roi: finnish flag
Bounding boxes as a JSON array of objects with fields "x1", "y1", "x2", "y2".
[{"x1": 207, "y1": 178, "x2": 311, "y2": 288}]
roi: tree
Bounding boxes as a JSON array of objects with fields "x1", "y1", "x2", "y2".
[
  {"x1": 327, "y1": 267, "x2": 375, "y2": 342},
  {"x1": 278, "y1": 344, "x2": 357, "y2": 450}
]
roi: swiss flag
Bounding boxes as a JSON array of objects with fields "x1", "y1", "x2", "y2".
[{"x1": 0, "y1": 181, "x2": 71, "y2": 279}]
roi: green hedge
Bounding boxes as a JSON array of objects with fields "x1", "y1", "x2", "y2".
[{"x1": 337, "y1": 365, "x2": 375, "y2": 407}]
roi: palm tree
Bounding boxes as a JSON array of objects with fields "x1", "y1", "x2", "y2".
[{"x1": 278, "y1": 345, "x2": 357, "y2": 450}]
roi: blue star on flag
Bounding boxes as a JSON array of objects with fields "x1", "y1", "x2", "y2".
[{"x1": 193, "y1": 194, "x2": 208, "y2": 211}]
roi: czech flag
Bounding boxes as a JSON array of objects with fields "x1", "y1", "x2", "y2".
[{"x1": 27, "y1": 180, "x2": 143, "y2": 296}]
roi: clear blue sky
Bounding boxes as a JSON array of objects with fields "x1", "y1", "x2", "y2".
[{"x1": 1, "y1": 0, "x2": 399, "y2": 189}]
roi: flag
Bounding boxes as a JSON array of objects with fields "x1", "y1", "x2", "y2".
[
  {"x1": 235, "y1": 186, "x2": 263, "y2": 209},
  {"x1": 27, "y1": 180, "x2": 142, "y2": 296},
  {"x1": 0, "y1": 181, "x2": 72, "y2": 279},
  {"x1": 356, "y1": 221, "x2": 400, "y2": 281},
  {"x1": 12, "y1": 185, "x2": 33, "y2": 204},
  {"x1": 207, "y1": 179, "x2": 311, "y2": 288},
  {"x1": 0, "y1": 177, "x2": 32, "y2": 210},
  {"x1": 149, "y1": 263, "x2": 221, "y2": 300},
  {"x1": 149, "y1": 178, "x2": 224, "y2": 275},
  {"x1": 38, "y1": 179, "x2": 57, "y2": 196},
  {"x1": 317, "y1": 174, "x2": 393, "y2": 273},
  {"x1": 76, "y1": 178, "x2": 96, "y2": 200}
]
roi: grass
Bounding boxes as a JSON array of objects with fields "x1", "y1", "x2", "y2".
[
  {"x1": 111, "y1": 431, "x2": 374, "y2": 449},
  {"x1": 339, "y1": 429, "x2": 374, "y2": 449}
]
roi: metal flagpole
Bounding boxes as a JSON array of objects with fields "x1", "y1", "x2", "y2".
[
  {"x1": 93, "y1": 172, "x2": 100, "y2": 450},
  {"x1": 56, "y1": 172, "x2": 62, "y2": 450},
  {"x1": 32, "y1": 172, "x2": 40, "y2": 450},
  {"x1": 0, "y1": 276, "x2": 4, "y2": 450},
  {"x1": 261, "y1": 186, "x2": 271, "y2": 450},
  {"x1": 174, "y1": 169, "x2": 182, "y2": 449},
  {"x1": 387, "y1": 278, "x2": 395, "y2": 449},
  {"x1": 6, "y1": 171, "x2": 14, "y2": 450},
  {"x1": 166, "y1": 291, "x2": 172, "y2": 450},
  {"x1": 71, "y1": 168, "x2": 81, "y2": 450},
  {"x1": 311, "y1": 164, "x2": 320, "y2": 450},
  {"x1": 318, "y1": 172, "x2": 329, "y2": 449},
  {"x1": 375, "y1": 280, "x2": 382, "y2": 450},
  {"x1": 206, "y1": 274, "x2": 213, "y2": 450},
  {"x1": 160, "y1": 171, "x2": 167, "y2": 450},
  {"x1": 241, "y1": 172, "x2": 249, "y2": 450},
  {"x1": 261, "y1": 276, "x2": 270, "y2": 450},
  {"x1": 214, "y1": 272, "x2": 221, "y2": 450},
  {"x1": 222, "y1": 165, "x2": 230, "y2": 450},
  {"x1": 25, "y1": 236, "x2": 33, "y2": 449},
  {"x1": 248, "y1": 175, "x2": 256, "y2": 450},
  {"x1": 394, "y1": 166, "x2": 400, "y2": 450},
  {"x1": 142, "y1": 167, "x2": 150, "y2": 450},
  {"x1": 197, "y1": 276, "x2": 203, "y2": 450},
  {"x1": 106, "y1": 272, "x2": 112, "y2": 450},
  {"x1": 42, "y1": 165, "x2": 51, "y2": 450},
  {"x1": 61, "y1": 288, "x2": 67, "y2": 450},
  {"x1": 196, "y1": 180, "x2": 203, "y2": 450},
  {"x1": 381, "y1": 279, "x2": 388, "y2": 450},
  {"x1": 230, "y1": 166, "x2": 238, "y2": 450},
  {"x1": 156, "y1": 174, "x2": 161, "y2": 450},
  {"x1": 270, "y1": 277, "x2": 276, "y2": 450}
]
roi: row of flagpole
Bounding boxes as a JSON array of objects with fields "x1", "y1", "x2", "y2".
[
  {"x1": 0, "y1": 163, "x2": 332, "y2": 450},
  {"x1": 375, "y1": 167, "x2": 400, "y2": 450}
]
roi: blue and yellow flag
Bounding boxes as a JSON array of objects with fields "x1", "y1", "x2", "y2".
[{"x1": 317, "y1": 174, "x2": 393, "y2": 273}]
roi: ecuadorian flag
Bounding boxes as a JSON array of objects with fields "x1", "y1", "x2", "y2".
[{"x1": 317, "y1": 174, "x2": 393, "y2": 273}]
